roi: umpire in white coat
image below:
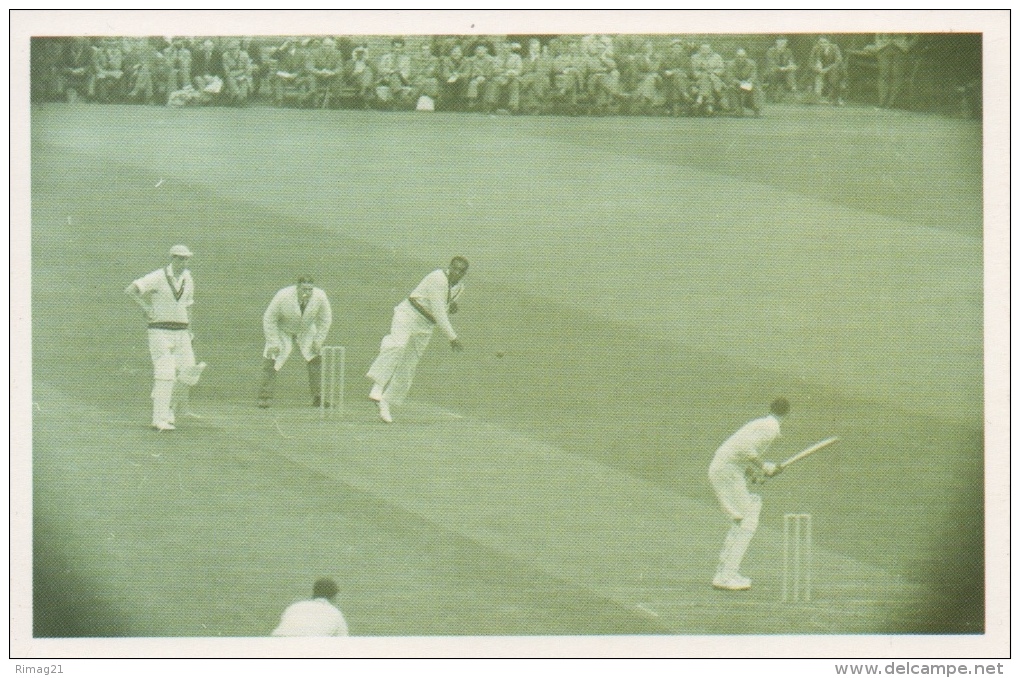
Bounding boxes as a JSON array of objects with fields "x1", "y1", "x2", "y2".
[{"x1": 258, "y1": 276, "x2": 333, "y2": 407}]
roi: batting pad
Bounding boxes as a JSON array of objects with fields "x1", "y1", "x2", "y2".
[{"x1": 178, "y1": 361, "x2": 207, "y2": 386}]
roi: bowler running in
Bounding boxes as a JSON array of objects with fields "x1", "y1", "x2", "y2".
[{"x1": 366, "y1": 256, "x2": 468, "y2": 423}]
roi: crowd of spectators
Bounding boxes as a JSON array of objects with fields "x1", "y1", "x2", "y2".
[{"x1": 30, "y1": 33, "x2": 979, "y2": 118}]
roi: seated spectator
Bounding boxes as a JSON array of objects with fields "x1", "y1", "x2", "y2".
[
  {"x1": 519, "y1": 38, "x2": 552, "y2": 114},
  {"x1": 123, "y1": 38, "x2": 158, "y2": 104},
  {"x1": 31, "y1": 38, "x2": 65, "y2": 102},
  {"x1": 164, "y1": 38, "x2": 192, "y2": 93},
  {"x1": 584, "y1": 38, "x2": 621, "y2": 114},
  {"x1": 690, "y1": 43, "x2": 727, "y2": 115},
  {"x1": 90, "y1": 37, "x2": 125, "y2": 102},
  {"x1": 344, "y1": 45, "x2": 375, "y2": 107},
  {"x1": 550, "y1": 40, "x2": 583, "y2": 111},
  {"x1": 764, "y1": 37, "x2": 798, "y2": 101},
  {"x1": 729, "y1": 48, "x2": 763, "y2": 116},
  {"x1": 411, "y1": 41, "x2": 441, "y2": 109},
  {"x1": 221, "y1": 38, "x2": 253, "y2": 106},
  {"x1": 167, "y1": 38, "x2": 222, "y2": 109},
  {"x1": 274, "y1": 39, "x2": 314, "y2": 107},
  {"x1": 810, "y1": 36, "x2": 845, "y2": 105},
  {"x1": 659, "y1": 38, "x2": 693, "y2": 116},
  {"x1": 490, "y1": 41, "x2": 524, "y2": 113},
  {"x1": 147, "y1": 43, "x2": 175, "y2": 105},
  {"x1": 375, "y1": 37, "x2": 414, "y2": 109},
  {"x1": 191, "y1": 39, "x2": 221, "y2": 94},
  {"x1": 304, "y1": 37, "x2": 343, "y2": 108},
  {"x1": 440, "y1": 43, "x2": 469, "y2": 111},
  {"x1": 239, "y1": 37, "x2": 257, "y2": 70},
  {"x1": 628, "y1": 40, "x2": 663, "y2": 114},
  {"x1": 466, "y1": 42, "x2": 497, "y2": 110},
  {"x1": 251, "y1": 39, "x2": 282, "y2": 98},
  {"x1": 613, "y1": 35, "x2": 641, "y2": 98},
  {"x1": 61, "y1": 36, "x2": 93, "y2": 102}
]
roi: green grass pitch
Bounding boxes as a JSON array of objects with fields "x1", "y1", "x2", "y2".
[{"x1": 30, "y1": 103, "x2": 983, "y2": 636}]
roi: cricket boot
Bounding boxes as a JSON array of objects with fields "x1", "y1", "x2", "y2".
[{"x1": 712, "y1": 574, "x2": 752, "y2": 591}]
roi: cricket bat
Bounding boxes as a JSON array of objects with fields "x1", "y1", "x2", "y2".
[{"x1": 778, "y1": 436, "x2": 839, "y2": 471}]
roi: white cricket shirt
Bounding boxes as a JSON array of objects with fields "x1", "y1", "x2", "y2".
[
  {"x1": 710, "y1": 414, "x2": 781, "y2": 472},
  {"x1": 408, "y1": 268, "x2": 463, "y2": 341},
  {"x1": 133, "y1": 266, "x2": 194, "y2": 324}
]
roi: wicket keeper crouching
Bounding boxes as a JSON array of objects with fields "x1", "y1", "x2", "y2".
[
  {"x1": 258, "y1": 277, "x2": 333, "y2": 408},
  {"x1": 707, "y1": 397, "x2": 788, "y2": 590},
  {"x1": 126, "y1": 244, "x2": 205, "y2": 431}
]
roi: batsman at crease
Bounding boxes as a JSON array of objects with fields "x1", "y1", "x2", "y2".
[{"x1": 708, "y1": 397, "x2": 789, "y2": 591}]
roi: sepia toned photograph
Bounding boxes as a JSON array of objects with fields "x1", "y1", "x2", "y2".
[{"x1": 11, "y1": 10, "x2": 1008, "y2": 663}]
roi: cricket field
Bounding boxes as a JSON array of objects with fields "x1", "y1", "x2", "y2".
[{"x1": 27, "y1": 102, "x2": 986, "y2": 642}]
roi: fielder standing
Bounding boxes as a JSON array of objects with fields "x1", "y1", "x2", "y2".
[
  {"x1": 708, "y1": 397, "x2": 788, "y2": 590},
  {"x1": 125, "y1": 244, "x2": 206, "y2": 431},
  {"x1": 258, "y1": 276, "x2": 333, "y2": 408},
  {"x1": 271, "y1": 577, "x2": 349, "y2": 637},
  {"x1": 366, "y1": 256, "x2": 468, "y2": 423}
]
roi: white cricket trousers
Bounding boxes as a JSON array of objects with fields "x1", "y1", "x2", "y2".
[
  {"x1": 147, "y1": 328, "x2": 195, "y2": 426},
  {"x1": 709, "y1": 464, "x2": 763, "y2": 578},
  {"x1": 366, "y1": 300, "x2": 435, "y2": 406}
]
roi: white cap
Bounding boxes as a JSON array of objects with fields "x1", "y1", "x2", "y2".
[{"x1": 169, "y1": 244, "x2": 193, "y2": 258}]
